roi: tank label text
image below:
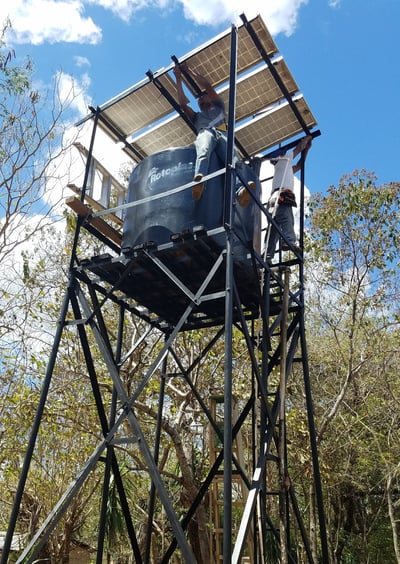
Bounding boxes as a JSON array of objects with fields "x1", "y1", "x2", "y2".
[{"x1": 148, "y1": 161, "x2": 194, "y2": 190}]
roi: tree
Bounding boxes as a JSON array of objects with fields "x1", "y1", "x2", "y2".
[
  {"x1": 0, "y1": 20, "x2": 78, "y2": 259},
  {"x1": 302, "y1": 170, "x2": 400, "y2": 562},
  {"x1": 0, "y1": 20, "x2": 81, "y2": 348},
  {"x1": 0, "y1": 22, "x2": 97, "y2": 562}
]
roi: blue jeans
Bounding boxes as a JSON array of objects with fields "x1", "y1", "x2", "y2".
[
  {"x1": 266, "y1": 198, "x2": 296, "y2": 257},
  {"x1": 194, "y1": 128, "x2": 243, "y2": 190}
]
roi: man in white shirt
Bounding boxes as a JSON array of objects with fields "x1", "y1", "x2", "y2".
[{"x1": 265, "y1": 135, "x2": 312, "y2": 260}]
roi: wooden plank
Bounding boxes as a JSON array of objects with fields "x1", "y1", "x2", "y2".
[
  {"x1": 67, "y1": 184, "x2": 124, "y2": 227},
  {"x1": 66, "y1": 196, "x2": 122, "y2": 246}
]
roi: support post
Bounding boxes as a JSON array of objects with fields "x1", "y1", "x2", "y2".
[
  {"x1": 279, "y1": 269, "x2": 290, "y2": 563},
  {"x1": 223, "y1": 22, "x2": 238, "y2": 563}
]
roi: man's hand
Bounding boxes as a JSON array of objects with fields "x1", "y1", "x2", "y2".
[
  {"x1": 173, "y1": 63, "x2": 193, "y2": 115},
  {"x1": 173, "y1": 64, "x2": 182, "y2": 79},
  {"x1": 298, "y1": 135, "x2": 312, "y2": 152},
  {"x1": 304, "y1": 134, "x2": 312, "y2": 150},
  {"x1": 173, "y1": 61, "x2": 189, "y2": 79}
]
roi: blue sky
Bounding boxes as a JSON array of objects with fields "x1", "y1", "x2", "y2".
[{"x1": 2, "y1": 0, "x2": 399, "y2": 196}]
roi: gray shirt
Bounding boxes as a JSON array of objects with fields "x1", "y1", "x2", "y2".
[{"x1": 194, "y1": 98, "x2": 226, "y2": 132}]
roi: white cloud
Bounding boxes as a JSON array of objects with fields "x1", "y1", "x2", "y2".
[
  {"x1": 86, "y1": 0, "x2": 155, "y2": 23},
  {"x1": 179, "y1": 0, "x2": 309, "y2": 35},
  {"x1": 56, "y1": 70, "x2": 92, "y2": 118},
  {"x1": 1, "y1": 0, "x2": 308, "y2": 46},
  {"x1": 37, "y1": 72, "x2": 93, "y2": 212},
  {"x1": 259, "y1": 0, "x2": 309, "y2": 36},
  {"x1": 74, "y1": 55, "x2": 91, "y2": 67},
  {"x1": 2, "y1": 0, "x2": 102, "y2": 45}
]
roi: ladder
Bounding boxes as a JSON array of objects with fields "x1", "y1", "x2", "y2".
[{"x1": 209, "y1": 395, "x2": 254, "y2": 564}]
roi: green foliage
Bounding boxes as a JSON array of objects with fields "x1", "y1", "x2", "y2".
[
  {"x1": 305, "y1": 170, "x2": 400, "y2": 562},
  {"x1": 0, "y1": 19, "x2": 75, "y2": 276},
  {"x1": 0, "y1": 22, "x2": 40, "y2": 161},
  {"x1": 310, "y1": 169, "x2": 400, "y2": 272}
]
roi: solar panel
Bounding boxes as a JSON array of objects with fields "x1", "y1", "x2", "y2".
[
  {"x1": 101, "y1": 73, "x2": 178, "y2": 138},
  {"x1": 219, "y1": 58, "x2": 299, "y2": 124},
  {"x1": 176, "y1": 15, "x2": 278, "y2": 94},
  {"x1": 235, "y1": 96, "x2": 317, "y2": 155},
  {"x1": 130, "y1": 115, "x2": 194, "y2": 158}
]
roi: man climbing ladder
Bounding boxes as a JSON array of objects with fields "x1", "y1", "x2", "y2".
[{"x1": 265, "y1": 135, "x2": 312, "y2": 261}]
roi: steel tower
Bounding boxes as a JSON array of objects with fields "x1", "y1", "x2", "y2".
[{"x1": 2, "y1": 14, "x2": 328, "y2": 564}]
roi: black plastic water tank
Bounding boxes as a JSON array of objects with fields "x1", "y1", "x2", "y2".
[{"x1": 122, "y1": 145, "x2": 259, "y2": 259}]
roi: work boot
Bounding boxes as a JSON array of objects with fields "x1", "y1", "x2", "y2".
[
  {"x1": 238, "y1": 181, "x2": 256, "y2": 208},
  {"x1": 192, "y1": 174, "x2": 205, "y2": 200}
]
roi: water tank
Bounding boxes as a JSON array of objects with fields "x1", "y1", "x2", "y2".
[{"x1": 122, "y1": 145, "x2": 259, "y2": 259}]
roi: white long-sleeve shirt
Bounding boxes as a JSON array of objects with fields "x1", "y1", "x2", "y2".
[{"x1": 271, "y1": 151, "x2": 294, "y2": 192}]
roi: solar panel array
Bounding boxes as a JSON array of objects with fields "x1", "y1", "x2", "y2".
[{"x1": 80, "y1": 15, "x2": 317, "y2": 163}]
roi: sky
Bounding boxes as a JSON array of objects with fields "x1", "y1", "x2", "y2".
[{"x1": 1, "y1": 0, "x2": 400, "y2": 198}]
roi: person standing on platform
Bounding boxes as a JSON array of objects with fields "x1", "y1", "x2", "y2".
[
  {"x1": 265, "y1": 135, "x2": 312, "y2": 260},
  {"x1": 173, "y1": 62, "x2": 255, "y2": 207}
]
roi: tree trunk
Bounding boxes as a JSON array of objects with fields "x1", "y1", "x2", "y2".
[{"x1": 387, "y1": 472, "x2": 400, "y2": 563}]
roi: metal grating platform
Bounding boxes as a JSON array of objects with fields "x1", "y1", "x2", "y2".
[{"x1": 77, "y1": 231, "x2": 278, "y2": 330}]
